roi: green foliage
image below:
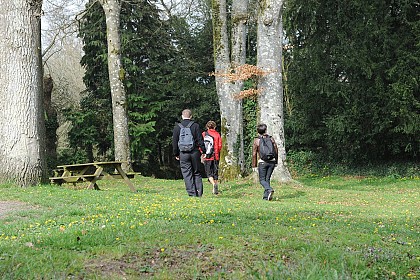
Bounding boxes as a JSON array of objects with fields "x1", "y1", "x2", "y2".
[
  {"x1": 73, "y1": 1, "x2": 219, "y2": 176},
  {"x1": 44, "y1": 112, "x2": 59, "y2": 171},
  {"x1": 56, "y1": 148, "x2": 91, "y2": 168},
  {"x1": 0, "y1": 176, "x2": 418, "y2": 278},
  {"x1": 138, "y1": 15, "x2": 219, "y2": 176},
  {"x1": 243, "y1": 93, "x2": 258, "y2": 173},
  {"x1": 283, "y1": 0, "x2": 420, "y2": 163},
  {"x1": 66, "y1": 108, "x2": 113, "y2": 162},
  {"x1": 287, "y1": 149, "x2": 420, "y2": 179},
  {"x1": 286, "y1": 150, "x2": 317, "y2": 177}
]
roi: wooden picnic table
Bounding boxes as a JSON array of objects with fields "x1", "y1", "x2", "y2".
[{"x1": 49, "y1": 161, "x2": 137, "y2": 192}]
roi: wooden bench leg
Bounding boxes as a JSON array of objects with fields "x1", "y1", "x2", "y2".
[
  {"x1": 115, "y1": 165, "x2": 137, "y2": 192},
  {"x1": 87, "y1": 167, "x2": 103, "y2": 190}
]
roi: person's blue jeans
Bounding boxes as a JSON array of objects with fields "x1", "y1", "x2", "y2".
[{"x1": 258, "y1": 161, "x2": 275, "y2": 199}]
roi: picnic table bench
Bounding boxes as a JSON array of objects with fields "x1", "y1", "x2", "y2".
[{"x1": 49, "y1": 161, "x2": 137, "y2": 192}]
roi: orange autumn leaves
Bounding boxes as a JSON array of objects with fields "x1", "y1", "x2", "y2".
[{"x1": 210, "y1": 64, "x2": 272, "y2": 100}]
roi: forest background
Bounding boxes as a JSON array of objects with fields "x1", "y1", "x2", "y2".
[{"x1": 4, "y1": 0, "x2": 420, "y2": 185}]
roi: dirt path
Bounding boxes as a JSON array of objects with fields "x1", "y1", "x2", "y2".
[{"x1": 0, "y1": 201, "x2": 28, "y2": 218}]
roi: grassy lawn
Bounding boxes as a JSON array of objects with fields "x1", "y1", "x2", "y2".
[{"x1": 0, "y1": 175, "x2": 418, "y2": 279}]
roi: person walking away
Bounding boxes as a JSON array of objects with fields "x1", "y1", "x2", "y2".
[
  {"x1": 202, "y1": 120, "x2": 222, "y2": 194},
  {"x1": 173, "y1": 109, "x2": 206, "y2": 197},
  {"x1": 252, "y1": 123, "x2": 278, "y2": 200}
]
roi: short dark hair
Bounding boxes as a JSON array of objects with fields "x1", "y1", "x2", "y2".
[{"x1": 257, "y1": 123, "x2": 267, "y2": 135}]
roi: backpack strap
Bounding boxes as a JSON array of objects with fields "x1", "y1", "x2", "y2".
[{"x1": 178, "y1": 121, "x2": 193, "y2": 129}]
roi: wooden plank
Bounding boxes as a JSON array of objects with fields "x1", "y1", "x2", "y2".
[
  {"x1": 105, "y1": 173, "x2": 135, "y2": 179},
  {"x1": 93, "y1": 161, "x2": 128, "y2": 165},
  {"x1": 49, "y1": 174, "x2": 134, "y2": 183},
  {"x1": 49, "y1": 175, "x2": 104, "y2": 183},
  {"x1": 52, "y1": 168, "x2": 64, "y2": 177},
  {"x1": 57, "y1": 161, "x2": 128, "y2": 169},
  {"x1": 57, "y1": 163, "x2": 95, "y2": 168},
  {"x1": 49, "y1": 177, "x2": 65, "y2": 185}
]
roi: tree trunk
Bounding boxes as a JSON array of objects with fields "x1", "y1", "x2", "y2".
[
  {"x1": 0, "y1": 0, "x2": 46, "y2": 186},
  {"x1": 230, "y1": 0, "x2": 249, "y2": 173},
  {"x1": 99, "y1": 0, "x2": 131, "y2": 171},
  {"x1": 44, "y1": 75, "x2": 58, "y2": 169},
  {"x1": 257, "y1": 0, "x2": 291, "y2": 182},
  {"x1": 211, "y1": 0, "x2": 247, "y2": 180}
]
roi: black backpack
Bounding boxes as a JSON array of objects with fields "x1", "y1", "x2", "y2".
[
  {"x1": 178, "y1": 122, "x2": 195, "y2": 152},
  {"x1": 259, "y1": 135, "x2": 276, "y2": 161}
]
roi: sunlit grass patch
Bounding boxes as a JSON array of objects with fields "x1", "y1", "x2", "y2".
[{"x1": 0, "y1": 175, "x2": 418, "y2": 279}]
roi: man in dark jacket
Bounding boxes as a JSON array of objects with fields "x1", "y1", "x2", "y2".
[{"x1": 172, "y1": 109, "x2": 206, "y2": 197}]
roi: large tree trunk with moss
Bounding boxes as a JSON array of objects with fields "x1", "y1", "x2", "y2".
[
  {"x1": 211, "y1": 0, "x2": 248, "y2": 180},
  {"x1": 257, "y1": 0, "x2": 291, "y2": 181},
  {"x1": 99, "y1": 0, "x2": 131, "y2": 171},
  {"x1": 0, "y1": 0, "x2": 46, "y2": 186}
]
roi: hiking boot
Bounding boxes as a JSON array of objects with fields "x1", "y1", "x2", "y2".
[
  {"x1": 213, "y1": 184, "x2": 219, "y2": 195},
  {"x1": 267, "y1": 190, "x2": 274, "y2": 201}
]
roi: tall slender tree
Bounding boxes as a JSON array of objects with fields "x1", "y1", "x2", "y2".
[
  {"x1": 0, "y1": 0, "x2": 46, "y2": 186},
  {"x1": 97, "y1": 0, "x2": 131, "y2": 171},
  {"x1": 257, "y1": 0, "x2": 291, "y2": 181}
]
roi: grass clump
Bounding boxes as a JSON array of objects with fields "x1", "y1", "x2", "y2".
[{"x1": 0, "y1": 175, "x2": 418, "y2": 279}]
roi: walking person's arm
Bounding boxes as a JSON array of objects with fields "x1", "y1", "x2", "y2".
[
  {"x1": 172, "y1": 124, "x2": 181, "y2": 160},
  {"x1": 216, "y1": 133, "x2": 222, "y2": 161},
  {"x1": 252, "y1": 138, "x2": 259, "y2": 171},
  {"x1": 192, "y1": 123, "x2": 206, "y2": 154}
]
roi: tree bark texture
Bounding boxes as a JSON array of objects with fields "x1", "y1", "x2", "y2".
[
  {"x1": 257, "y1": 0, "x2": 291, "y2": 181},
  {"x1": 44, "y1": 75, "x2": 58, "y2": 167},
  {"x1": 99, "y1": 0, "x2": 131, "y2": 172},
  {"x1": 231, "y1": 0, "x2": 249, "y2": 70},
  {"x1": 0, "y1": 0, "x2": 46, "y2": 186},
  {"x1": 212, "y1": 0, "x2": 247, "y2": 180},
  {"x1": 230, "y1": 0, "x2": 249, "y2": 173}
]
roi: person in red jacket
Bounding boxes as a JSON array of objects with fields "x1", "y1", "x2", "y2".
[{"x1": 202, "y1": 120, "x2": 222, "y2": 194}]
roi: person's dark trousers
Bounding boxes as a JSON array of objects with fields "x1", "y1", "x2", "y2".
[
  {"x1": 258, "y1": 161, "x2": 275, "y2": 199},
  {"x1": 179, "y1": 150, "x2": 204, "y2": 197}
]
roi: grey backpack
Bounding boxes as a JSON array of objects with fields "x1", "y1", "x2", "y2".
[{"x1": 178, "y1": 122, "x2": 195, "y2": 152}]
